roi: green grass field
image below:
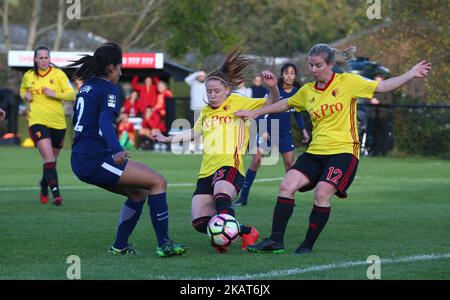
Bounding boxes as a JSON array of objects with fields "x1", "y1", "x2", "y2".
[{"x1": 0, "y1": 147, "x2": 449, "y2": 280}]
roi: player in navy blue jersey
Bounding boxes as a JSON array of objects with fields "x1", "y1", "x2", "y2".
[
  {"x1": 68, "y1": 43, "x2": 187, "y2": 257},
  {"x1": 235, "y1": 63, "x2": 310, "y2": 207}
]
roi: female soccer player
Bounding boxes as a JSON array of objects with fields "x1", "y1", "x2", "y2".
[
  {"x1": 153, "y1": 46, "x2": 280, "y2": 252},
  {"x1": 20, "y1": 45, "x2": 75, "y2": 205},
  {"x1": 235, "y1": 63, "x2": 310, "y2": 207},
  {"x1": 69, "y1": 43, "x2": 187, "y2": 257},
  {"x1": 235, "y1": 43, "x2": 431, "y2": 254}
]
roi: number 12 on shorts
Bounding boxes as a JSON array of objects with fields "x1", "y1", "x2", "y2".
[{"x1": 326, "y1": 167, "x2": 342, "y2": 184}]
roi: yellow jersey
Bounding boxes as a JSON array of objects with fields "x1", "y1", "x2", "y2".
[
  {"x1": 288, "y1": 73, "x2": 378, "y2": 158},
  {"x1": 194, "y1": 93, "x2": 267, "y2": 178},
  {"x1": 20, "y1": 67, "x2": 75, "y2": 129}
]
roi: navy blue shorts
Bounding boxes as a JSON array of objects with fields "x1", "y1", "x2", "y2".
[
  {"x1": 193, "y1": 166, "x2": 244, "y2": 196},
  {"x1": 290, "y1": 152, "x2": 359, "y2": 198},
  {"x1": 256, "y1": 132, "x2": 295, "y2": 154},
  {"x1": 71, "y1": 152, "x2": 128, "y2": 189}
]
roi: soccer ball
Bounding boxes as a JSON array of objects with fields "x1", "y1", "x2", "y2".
[{"x1": 207, "y1": 214, "x2": 240, "y2": 247}]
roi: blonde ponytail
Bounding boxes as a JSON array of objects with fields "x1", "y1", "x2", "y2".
[
  {"x1": 308, "y1": 43, "x2": 356, "y2": 71},
  {"x1": 334, "y1": 46, "x2": 357, "y2": 70}
]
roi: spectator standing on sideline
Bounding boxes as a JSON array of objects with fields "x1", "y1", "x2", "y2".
[
  {"x1": 185, "y1": 70, "x2": 207, "y2": 127},
  {"x1": 185, "y1": 70, "x2": 207, "y2": 153},
  {"x1": 250, "y1": 75, "x2": 269, "y2": 98}
]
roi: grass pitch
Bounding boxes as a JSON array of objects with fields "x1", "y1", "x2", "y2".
[{"x1": 0, "y1": 147, "x2": 449, "y2": 280}]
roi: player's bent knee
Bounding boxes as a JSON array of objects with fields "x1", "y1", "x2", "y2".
[
  {"x1": 314, "y1": 184, "x2": 335, "y2": 205},
  {"x1": 150, "y1": 175, "x2": 167, "y2": 191},
  {"x1": 127, "y1": 189, "x2": 148, "y2": 201},
  {"x1": 279, "y1": 180, "x2": 296, "y2": 196}
]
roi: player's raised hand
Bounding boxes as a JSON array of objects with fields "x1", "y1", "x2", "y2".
[
  {"x1": 261, "y1": 70, "x2": 277, "y2": 89},
  {"x1": 409, "y1": 60, "x2": 431, "y2": 78},
  {"x1": 112, "y1": 151, "x2": 130, "y2": 165},
  {"x1": 234, "y1": 109, "x2": 258, "y2": 120}
]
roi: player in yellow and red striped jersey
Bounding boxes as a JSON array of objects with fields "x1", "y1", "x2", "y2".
[
  {"x1": 20, "y1": 46, "x2": 75, "y2": 206},
  {"x1": 236, "y1": 43, "x2": 431, "y2": 254},
  {"x1": 153, "y1": 46, "x2": 280, "y2": 252}
]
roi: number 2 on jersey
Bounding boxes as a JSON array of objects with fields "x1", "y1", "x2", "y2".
[{"x1": 74, "y1": 97, "x2": 84, "y2": 132}]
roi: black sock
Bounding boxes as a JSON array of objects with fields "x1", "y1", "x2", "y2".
[
  {"x1": 301, "y1": 205, "x2": 331, "y2": 250},
  {"x1": 44, "y1": 162, "x2": 60, "y2": 199},
  {"x1": 40, "y1": 170, "x2": 48, "y2": 197},
  {"x1": 192, "y1": 216, "x2": 211, "y2": 234},
  {"x1": 214, "y1": 193, "x2": 234, "y2": 217},
  {"x1": 269, "y1": 196, "x2": 295, "y2": 244}
]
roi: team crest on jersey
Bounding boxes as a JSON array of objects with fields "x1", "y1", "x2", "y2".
[
  {"x1": 79, "y1": 85, "x2": 92, "y2": 94},
  {"x1": 332, "y1": 89, "x2": 339, "y2": 97},
  {"x1": 223, "y1": 105, "x2": 230, "y2": 111},
  {"x1": 107, "y1": 94, "x2": 116, "y2": 108},
  {"x1": 49, "y1": 79, "x2": 54, "y2": 85}
]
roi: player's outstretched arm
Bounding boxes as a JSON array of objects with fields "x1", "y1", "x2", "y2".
[
  {"x1": 235, "y1": 99, "x2": 290, "y2": 120},
  {"x1": 152, "y1": 129, "x2": 200, "y2": 144},
  {"x1": 376, "y1": 60, "x2": 431, "y2": 93}
]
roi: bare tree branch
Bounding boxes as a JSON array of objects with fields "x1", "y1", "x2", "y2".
[
  {"x1": 53, "y1": 0, "x2": 65, "y2": 50},
  {"x1": 127, "y1": 15, "x2": 160, "y2": 49},
  {"x1": 122, "y1": 0, "x2": 162, "y2": 50},
  {"x1": 26, "y1": 0, "x2": 42, "y2": 50},
  {"x1": 2, "y1": 0, "x2": 9, "y2": 53}
]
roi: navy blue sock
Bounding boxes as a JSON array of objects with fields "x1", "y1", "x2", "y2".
[
  {"x1": 148, "y1": 193, "x2": 170, "y2": 247},
  {"x1": 113, "y1": 199, "x2": 144, "y2": 249},
  {"x1": 239, "y1": 169, "x2": 257, "y2": 201}
]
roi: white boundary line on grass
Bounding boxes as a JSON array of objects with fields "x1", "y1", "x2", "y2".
[
  {"x1": 0, "y1": 177, "x2": 284, "y2": 192},
  {"x1": 155, "y1": 252, "x2": 450, "y2": 280},
  {"x1": 1, "y1": 175, "x2": 446, "y2": 193}
]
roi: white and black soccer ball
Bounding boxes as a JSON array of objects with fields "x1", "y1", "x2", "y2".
[{"x1": 207, "y1": 214, "x2": 240, "y2": 247}]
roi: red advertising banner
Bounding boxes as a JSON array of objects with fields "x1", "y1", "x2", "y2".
[
  {"x1": 8, "y1": 51, "x2": 164, "y2": 69},
  {"x1": 122, "y1": 53, "x2": 164, "y2": 69}
]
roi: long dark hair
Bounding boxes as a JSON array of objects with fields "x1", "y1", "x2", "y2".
[
  {"x1": 33, "y1": 45, "x2": 55, "y2": 75},
  {"x1": 206, "y1": 45, "x2": 256, "y2": 88},
  {"x1": 68, "y1": 42, "x2": 122, "y2": 81},
  {"x1": 277, "y1": 63, "x2": 301, "y2": 89}
]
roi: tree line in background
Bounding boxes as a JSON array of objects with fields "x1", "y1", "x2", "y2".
[
  {"x1": 0, "y1": 0, "x2": 448, "y2": 104},
  {"x1": 0, "y1": 0, "x2": 448, "y2": 156}
]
